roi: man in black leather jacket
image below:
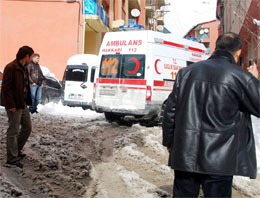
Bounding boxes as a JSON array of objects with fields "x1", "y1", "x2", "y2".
[{"x1": 163, "y1": 32, "x2": 259, "y2": 197}]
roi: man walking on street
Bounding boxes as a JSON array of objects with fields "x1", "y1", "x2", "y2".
[
  {"x1": 163, "y1": 32, "x2": 259, "y2": 198},
  {"x1": 27, "y1": 53, "x2": 45, "y2": 113},
  {"x1": 1, "y1": 46, "x2": 34, "y2": 168}
]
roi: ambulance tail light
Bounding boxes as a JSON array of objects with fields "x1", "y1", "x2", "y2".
[{"x1": 146, "y1": 86, "x2": 152, "y2": 101}]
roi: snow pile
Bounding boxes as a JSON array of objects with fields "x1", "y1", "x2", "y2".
[
  {"x1": 117, "y1": 165, "x2": 158, "y2": 198},
  {"x1": 142, "y1": 128, "x2": 168, "y2": 157},
  {"x1": 252, "y1": 116, "x2": 260, "y2": 172},
  {"x1": 37, "y1": 101, "x2": 104, "y2": 119},
  {"x1": 115, "y1": 144, "x2": 171, "y2": 175}
]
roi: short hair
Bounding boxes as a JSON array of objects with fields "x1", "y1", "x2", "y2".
[
  {"x1": 33, "y1": 53, "x2": 40, "y2": 58},
  {"x1": 16, "y1": 46, "x2": 34, "y2": 61},
  {"x1": 215, "y1": 32, "x2": 242, "y2": 54}
]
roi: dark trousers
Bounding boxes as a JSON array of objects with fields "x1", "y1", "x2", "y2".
[
  {"x1": 6, "y1": 107, "x2": 31, "y2": 162},
  {"x1": 173, "y1": 170, "x2": 233, "y2": 198}
]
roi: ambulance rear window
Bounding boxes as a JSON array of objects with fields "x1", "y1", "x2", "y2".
[
  {"x1": 122, "y1": 55, "x2": 145, "y2": 79},
  {"x1": 100, "y1": 55, "x2": 121, "y2": 78}
]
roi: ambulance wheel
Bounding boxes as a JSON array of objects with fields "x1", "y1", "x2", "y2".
[
  {"x1": 116, "y1": 119, "x2": 133, "y2": 127},
  {"x1": 104, "y1": 112, "x2": 116, "y2": 122},
  {"x1": 140, "y1": 121, "x2": 155, "y2": 127}
]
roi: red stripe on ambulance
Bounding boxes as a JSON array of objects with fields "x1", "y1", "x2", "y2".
[
  {"x1": 163, "y1": 41, "x2": 185, "y2": 49},
  {"x1": 163, "y1": 40, "x2": 206, "y2": 54},
  {"x1": 120, "y1": 79, "x2": 146, "y2": 85},
  {"x1": 188, "y1": 46, "x2": 205, "y2": 53},
  {"x1": 97, "y1": 78, "x2": 119, "y2": 84},
  {"x1": 153, "y1": 80, "x2": 164, "y2": 87},
  {"x1": 97, "y1": 78, "x2": 146, "y2": 86}
]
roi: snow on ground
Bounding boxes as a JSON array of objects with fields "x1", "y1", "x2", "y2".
[
  {"x1": 1, "y1": 102, "x2": 260, "y2": 197},
  {"x1": 37, "y1": 102, "x2": 104, "y2": 119}
]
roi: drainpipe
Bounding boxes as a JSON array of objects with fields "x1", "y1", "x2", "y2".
[
  {"x1": 125, "y1": 0, "x2": 129, "y2": 26},
  {"x1": 119, "y1": 0, "x2": 122, "y2": 20},
  {"x1": 109, "y1": 0, "x2": 114, "y2": 29},
  {"x1": 82, "y1": 0, "x2": 86, "y2": 53}
]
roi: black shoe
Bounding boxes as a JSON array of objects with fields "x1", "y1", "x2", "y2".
[
  {"x1": 6, "y1": 160, "x2": 23, "y2": 168},
  {"x1": 18, "y1": 151, "x2": 26, "y2": 159}
]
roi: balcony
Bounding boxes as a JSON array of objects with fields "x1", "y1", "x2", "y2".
[
  {"x1": 146, "y1": 0, "x2": 165, "y2": 8},
  {"x1": 112, "y1": 19, "x2": 125, "y2": 30},
  {"x1": 129, "y1": 0, "x2": 141, "y2": 10},
  {"x1": 146, "y1": 0, "x2": 165, "y2": 19},
  {"x1": 156, "y1": 16, "x2": 164, "y2": 25},
  {"x1": 84, "y1": 0, "x2": 109, "y2": 32}
]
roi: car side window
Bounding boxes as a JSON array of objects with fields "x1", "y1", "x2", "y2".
[
  {"x1": 53, "y1": 80, "x2": 62, "y2": 89},
  {"x1": 45, "y1": 78, "x2": 52, "y2": 87},
  {"x1": 45, "y1": 78, "x2": 61, "y2": 89},
  {"x1": 90, "y1": 67, "x2": 96, "y2": 83}
]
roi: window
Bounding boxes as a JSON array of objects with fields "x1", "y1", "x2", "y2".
[
  {"x1": 100, "y1": 55, "x2": 121, "y2": 78},
  {"x1": 45, "y1": 77, "x2": 61, "y2": 89},
  {"x1": 122, "y1": 55, "x2": 145, "y2": 79},
  {"x1": 90, "y1": 67, "x2": 96, "y2": 83},
  {"x1": 99, "y1": 54, "x2": 145, "y2": 79},
  {"x1": 65, "y1": 66, "x2": 88, "y2": 82},
  {"x1": 187, "y1": 61, "x2": 194, "y2": 66}
]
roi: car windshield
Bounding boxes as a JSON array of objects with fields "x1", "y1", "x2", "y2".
[
  {"x1": 65, "y1": 66, "x2": 88, "y2": 82},
  {"x1": 99, "y1": 54, "x2": 145, "y2": 79}
]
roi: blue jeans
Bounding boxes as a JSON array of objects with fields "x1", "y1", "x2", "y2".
[{"x1": 29, "y1": 84, "x2": 42, "y2": 113}]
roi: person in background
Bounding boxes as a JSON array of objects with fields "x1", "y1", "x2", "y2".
[
  {"x1": 1, "y1": 46, "x2": 34, "y2": 168},
  {"x1": 163, "y1": 32, "x2": 259, "y2": 198},
  {"x1": 27, "y1": 53, "x2": 45, "y2": 113}
]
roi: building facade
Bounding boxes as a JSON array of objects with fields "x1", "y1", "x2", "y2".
[
  {"x1": 185, "y1": 20, "x2": 221, "y2": 54},
  {"x1": 145, "y1": 0, "x2": 166, "y2": 31},
  {"x1": 217, "y1": 0, "x2": 260, "y2": 69},
  {"x1": 0, "y1": 0, "x2": 149, "y2": 80}
]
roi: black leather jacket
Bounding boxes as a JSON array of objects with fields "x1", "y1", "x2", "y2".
[{"x1": 163, "y1": 50, "x2": 260, "y2": 178}]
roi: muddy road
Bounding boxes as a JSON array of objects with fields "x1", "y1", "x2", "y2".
[{"x1": 0, "y1": 106, "x2": 257, "y2": 198}]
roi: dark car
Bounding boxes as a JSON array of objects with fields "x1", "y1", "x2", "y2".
[
  {"x1": 41, "y1": 75, "x2": 63, "y2": 105},
  {"x1": 0, "y1": 68, "x2": 63, "y2": 106}
]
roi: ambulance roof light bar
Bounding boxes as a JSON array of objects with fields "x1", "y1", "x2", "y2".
[{"x1": 154, "y1": 38, "x2": 163, "y2": 44}]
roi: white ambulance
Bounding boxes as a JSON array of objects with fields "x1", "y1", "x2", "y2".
[
  {"x1": 93, "y1": 31, "x2": 208, "y2": 126},
  {"x1": 63, "y1": 54, "x2": 98, "y2": 109}
]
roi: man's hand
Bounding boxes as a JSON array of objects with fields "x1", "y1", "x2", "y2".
[
  {"x1": 8, "y1": 108, "x2": 16, "y2": 112},
  {"x1": 167, "y1": 147, "x2": 170, "y2": 153},
  {"x1": 247, "y1": 62, "x2": 259, "y2": 79}
]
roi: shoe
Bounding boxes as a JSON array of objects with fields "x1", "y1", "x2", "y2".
[
  {"x1": 18, "y1": 151, "x2": 26, "y2": 159},
  {"x1": 6, "y1": 160, "x2": 23, "y2": 168}
]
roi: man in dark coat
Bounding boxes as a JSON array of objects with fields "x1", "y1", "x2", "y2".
[
  {"x1": 163, "y1": 32, "x2": 260, "y2": 197},
  {"x1": 1, "y1": 46, "x2": 34, "y2": 168}
]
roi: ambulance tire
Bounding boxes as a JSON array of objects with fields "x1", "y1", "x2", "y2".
[
  {"x1": 116, "y1": 118, "x2": 133, "y2": 127},
  {"x1": 140, "y1": 119, "x2": 157, "y2": 127},
  {"x1": 104, "y1": 112, "x2": 116, "y2": 122}
]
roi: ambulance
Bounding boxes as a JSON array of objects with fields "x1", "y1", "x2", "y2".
[
  {"x1": 93, "y1": 31, "x2": 208, "y2": 126},
  {"x1": 63, "y1": 54, "x2": 98, "y2": 109}
]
